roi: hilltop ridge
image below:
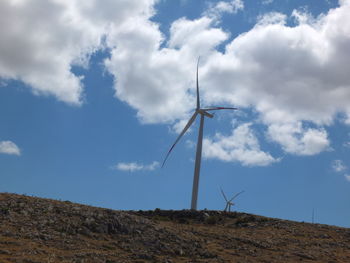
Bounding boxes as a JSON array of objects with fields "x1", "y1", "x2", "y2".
[{"x1": 0, "y1": 193, "x2": 349, "y2": 262}]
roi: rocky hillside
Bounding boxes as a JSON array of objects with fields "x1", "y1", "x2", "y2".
[{"x1": 0, "y1": 193, "x2": 349, "y2": 263}]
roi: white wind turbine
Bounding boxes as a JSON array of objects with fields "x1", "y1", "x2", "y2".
[
  {"x1": 221, "y1": 188, "x2": 244, "y2": 212},
  {"x1": 162, "y1": 58, "x2": 238, "y2": 210}
]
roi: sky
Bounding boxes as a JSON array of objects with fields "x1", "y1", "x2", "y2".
[{"x1": 1, "y1": 0, "x2": 350, "y2": 227}]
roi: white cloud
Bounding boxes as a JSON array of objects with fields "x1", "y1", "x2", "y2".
[
  {"x1": 186, "y1": 139, "x2": 196, "y2": 149},
  {"x1": 173, "y1": 118, "x2": 193, "y2": 134},
  {"x1": 291, "y1": 9, "x2": 316, "y2": 25},
  {"x1": 0, "y1": 0, "x2": 157, "y2": 105},
  {"x1": 222, "y1": 1, "x2": 350, "y2": 125},
  {"x1": 203, "y1": 123, "x2": 279, "y2": 166},
  {"x1": 332, "y1": 159, "x2": 347, "y2": 172},
  {"x1": 105, "y1": 15, "x2": 228, "y2": 124},
  {"x1": 343, "y1": 133, "x2": 350, "y2": 148},
  {"x1": 104, "y1": 1, "x2": 350, "y2": 159},
  {"x1": 112, "y1": 161, "x2": 159, "y2": 172},
  {"x1": 2, "y1": 0, "x2": 350, "y2": 162},
  {"x1": 267, "y1": 123, "x2": 330, "y2": 155},
  {"x1": 199, "y1": 1, "x2": 350, "y2": 156},
  {"x1": 257, "y1": 12, "x2": 287, "y2": 25},
  {"x1": 331, "y1": 160, "x2": 350, "y2": 182},
  {"x1": 344, "y1": 174, "x2": 350, "y2": 182},
  {"x1": 0, "y1": 141, "x2": 21, "y2": 156},
  {"x1": 204, "y1": 0, "x2": 244, "y2": 21},
  {"x1": 262, "y1": 0, "x2": 273, "y2": 5}
]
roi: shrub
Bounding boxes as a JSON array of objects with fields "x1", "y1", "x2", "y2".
[{"x1": 205, "y1": 216, "x2": 218, "y2": 225}]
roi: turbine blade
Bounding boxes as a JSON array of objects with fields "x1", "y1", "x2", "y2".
[
  {"x1": 229, "y1": 190, "x2": 244, "y2": 202},
  {"x1": 196, "y1": 57, "x2": 200, "y2": 110},
  {"x1": 162, "y1": 112, "x2": 198, "y2": 168},
  {"x1": 202, "y1": 107, "x2": 238, "y2": 111},
  {"x1": 220, "y1": 188, "x2": 228, "y2": 202}
]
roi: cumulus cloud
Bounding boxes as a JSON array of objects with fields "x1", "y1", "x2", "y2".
[
  {"x1": 105, "y1": 15, "x2": 229, "y2": 123},
  {"x1": 0, "y1": 141, "x2": 21, "y2": 156},
  {"x1": 104, "y1": 0, "x2": 350, "y2": 162},
  {"x1": 112, "y1": 161, "x2": 159, "y2": 172},
  {"x1": 0, "y1": 0, "x2": 95, "y2": 104},
  {"x1": 291, "y1": 9, "x2": 316, "y2": 25},
  {"x1": 332, "y1": 159, "x2": 347, "y2": 172},
  {"x1": 2, "y1": 0, "x2": 350, "y2": 165},
  {"x1": 267, "y1": 123, "x2": 330, "y2": 155},
  {"x1": 205, "y1": 1, "x2": 350, "y2": 126},
  {"x1": 257, "y1": 12, "x2": 287, "y2": 25},
  {"x1": 204, "y1": 0, "x2": 244, "y2": 20},
  {"x1": 203, "y1": 123, "x2": 279, "y2": 166},
  {"x1": 0, "y1": 0, "x2": 157, "y2": 104},
  {"x1": 199, "y1": 1, "x2": 350, "y2": 156}
]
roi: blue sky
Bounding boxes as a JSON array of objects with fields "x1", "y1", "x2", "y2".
[{"x1": 1, "y1": 0, "x2": 350, "y2": 227}]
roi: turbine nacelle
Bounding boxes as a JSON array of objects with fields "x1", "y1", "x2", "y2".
[
  {"x1": 197, "y1": 109, "x2": 214, "y2": 118},
  {"x1": 221, "y1": 188, "x2": 244, "y2": 212}
]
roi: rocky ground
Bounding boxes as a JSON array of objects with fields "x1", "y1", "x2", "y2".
[{"x1": 0, "y1": 193, "x2": 349, "y2": 262}]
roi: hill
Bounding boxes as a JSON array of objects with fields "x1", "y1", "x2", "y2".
[{"x1": 0, "y1": 193, "x2": 349, "y2": 262}]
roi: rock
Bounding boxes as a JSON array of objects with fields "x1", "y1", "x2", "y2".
[
  {"x1": 0, "y1": 249, "x2": 11, "y2": 254},
  {"x1": 0, "y1": 193, "x2": 349, "y2": 263}
]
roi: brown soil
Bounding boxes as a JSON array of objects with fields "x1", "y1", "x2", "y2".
[{"x1": 0, "y1": 193, "x2": 349, "y2": 262}]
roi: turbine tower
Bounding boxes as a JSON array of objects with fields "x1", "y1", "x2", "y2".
[
  {"x1": 162, "y1": 58, "x2": 237, "y2": 210},
  {"x1": 221, "y1": 188, "x2": 244, "y2": 212}
]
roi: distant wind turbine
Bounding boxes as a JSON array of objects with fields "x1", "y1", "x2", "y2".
[
  {"x1": 221, "y1": 188, "x2": 244, "y2": 212},
  {"x1": 162, "y1": 58, "x2": 238, "y2": 210}
]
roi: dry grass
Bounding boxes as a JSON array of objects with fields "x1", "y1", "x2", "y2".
[{"x1": 0, "y1": 193, "x2": 349, "y2": 262}]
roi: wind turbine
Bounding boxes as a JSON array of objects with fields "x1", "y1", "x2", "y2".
[
  {"x1": 162, "y1": 58, "x2": 237, "y2": 210},
  {"x1": 220, "y1": 188, "x2": 244, "y2": 212}
]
